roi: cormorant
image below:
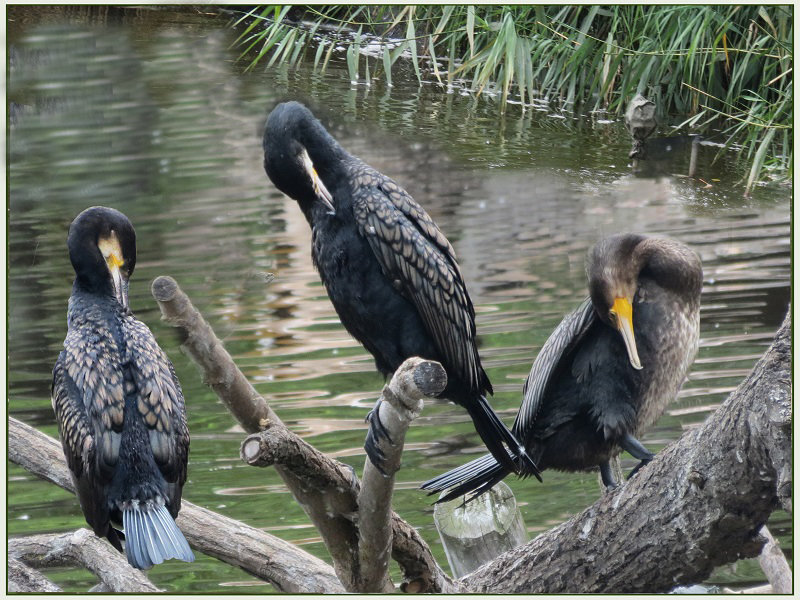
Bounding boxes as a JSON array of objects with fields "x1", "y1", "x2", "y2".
[
  {"x1": 262, "y1": 101, "x2": 537, "y2": 477},
  {"x1": 421, "y1": 233, "x2": 702, "y2": 502},
  {"x1": 51, "y1": 206, "x2": 194, "y2": 569}
]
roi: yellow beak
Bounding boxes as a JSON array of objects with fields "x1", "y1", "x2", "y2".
[
  {"x1": 301, "y1": 148, "x2": 335, "y2": 214},
  {"x1": 611, "y1": 297, "x2": 642, "y2": 370},
  {"x1": 107, "y1": 253, "x2": 129, "y2": 312}
]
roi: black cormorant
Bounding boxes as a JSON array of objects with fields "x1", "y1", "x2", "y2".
[
  {"x1": 51, "y1": 206, "x2": 194, "y2": 569},
  {"x1": 421, "y1": 233, "x2": 702, "y2": 501},
  {"x1": 262, "y1": 101, "x2": 537, "y2": 477}
]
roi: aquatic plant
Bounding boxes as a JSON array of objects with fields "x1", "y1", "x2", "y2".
[{"x1": 231, "y1": 5, "x2": 792, "y2": 192}]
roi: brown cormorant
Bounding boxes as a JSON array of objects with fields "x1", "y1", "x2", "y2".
[
  {"x1": 421, "y1": 233, "x2": 702, "y2": 501},
  {"x1": 51, "y1": 206, "x2": 194, "y2": 569},
  {"x1": 262, "y1": 101, "x2": 537, "y2": 477}
]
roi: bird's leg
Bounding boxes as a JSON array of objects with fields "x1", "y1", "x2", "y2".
[
  {"x1": 620, "y1": 433, "x2": 655, "y2": 479},
  {"x1": 599, "y1": 461, "x2": 618, "y2": 490},
  {"x1": 364, "y1": 399, "x2": 393, "y2": 475}
]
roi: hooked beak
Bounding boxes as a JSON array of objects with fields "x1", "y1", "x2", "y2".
[
  {"x1": 107, "y1": 253, "x2": 130, "y2": 312},
  {"x1": 301, "y1": 149, "x2": 335, "y2": 215},
  {"x1": 610, "y1": 297, "x2": 642, "y2": 370}
]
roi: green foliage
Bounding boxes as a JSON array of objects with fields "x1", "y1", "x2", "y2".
[{"x1": 232, "y1": 5, "x2": 792, "y2": 189}]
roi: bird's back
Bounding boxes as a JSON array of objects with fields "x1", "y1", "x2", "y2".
[{"x1": 53, "y1": 291, "x2": 189, "y2": 530}]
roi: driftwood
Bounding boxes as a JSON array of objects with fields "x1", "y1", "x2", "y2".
[
  {"x1": 8, "y1": 417, "x2": 343, "y2": 593},
  {"x1": 153, "y1": 275, "x2": 791, "y2": 594},
  {"x1": 8, "y1": 529, "x2": 161, "y2": 592},
  {"x1": 8, "y1": 557, "x2": 61, "y2": 593},
  {"x1": 152, "y1": 275, "x2": 451, "y2": 593},
  {"x1": 459, "y1": 309, "x2": 791, "y2": 593},
  {"x1": 241, "y1": 357, "x2": 445, "y2": 592},
  {"x1": 757, "y1": 526, "x2": 792, "y2": 594},
  {"x1": 10, "y1": 270, "x2": 789, "y2": 594}
]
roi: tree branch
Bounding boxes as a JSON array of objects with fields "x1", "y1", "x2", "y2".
[
  {"x1": 355, "y1": 358, "x2": 445, "y2": 592},
  {"x1": 8, "y1": 417, "x2": 343, "y2": 593},
  {"x1": 460, "y1": 309, "x2": 791, "y2": 593},
  {"x1": 153, "y1": 275, "x2": 449, "y2": 592},
  {"x1": 9, "y1": 529, "x2": 160, "y2": 592},
  {"x1": 8, "y1": 557, "x2": 61, "y2": 593}
]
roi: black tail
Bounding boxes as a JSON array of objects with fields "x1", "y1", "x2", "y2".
[
  {"x1": 122, "y1": 501, "x2": 194, "y2": 570},
  {"x1": 467, "y1": 395, "x2": 541, "y2": 479},
  {"x1": 420, "y1": 454, "x2": 509, "y2": 503}
]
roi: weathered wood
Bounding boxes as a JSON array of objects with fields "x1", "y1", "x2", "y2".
[
  {"x1": 8, "y1": 417, "x2": 343, "y2": 593},
  {"x1": 154, "y1": 275, "x2": 447, "y2": 592},
  {"x1": 8, "y1": 557, "x2": 61, "y2": 592},
  {"x1": 757, "y1": 526, "x2": 792, "y2": 594},
  {"x1": 9, "y1": 529, "x2": 161, "y2": 592},
  {"x1": 460, "y1": 309, "x2": 791, "y2": 593},
  {"x1": 355, "y1": 358, "x2": 444, "y2": 592},
  {"x1": 433, "y1": 481, "x2": 527, "y2": 578},
  {"x1": 151, "y1": 275, "x2": 277, "y2": 429}
]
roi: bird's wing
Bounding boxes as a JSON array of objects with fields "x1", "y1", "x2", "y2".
[
  {"x1": 352, "y1": 170, "x2": 487, "y2": 394},
  {"x1": 514, "y1": 297, "x2": 597, "y2": 435},
  {"x1": 124, "y1": 317, "x2": 190, "y2": 487},
  {"x1": 55, "y1": 321, "x2": 126, "y2": 480},
  {"x1": 51, "y1": 350, "x2": 95, "y2": 478}
]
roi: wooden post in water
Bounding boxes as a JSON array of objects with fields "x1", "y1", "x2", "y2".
[
  {"x1": 433, "y1": 481, "x2": 528, "y2": 578},
  {"x1": 688, "y1": 136, "x2": 700, "y2": 178}
]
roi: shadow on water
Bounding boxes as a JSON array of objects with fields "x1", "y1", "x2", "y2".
[{"x1": 7, "y1": 5, "x2": 791, "y2": 593}]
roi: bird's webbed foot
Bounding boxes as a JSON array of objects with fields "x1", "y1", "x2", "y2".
[
  {"x1": 599, "y1": 461, "x2": 618, "y2": 490},
  {"x1": 364, "y1": 399, "x2": 393, "y2": 475},
  {"x1": 620, "y1": 433, "x2": 655, "y2": 480}
]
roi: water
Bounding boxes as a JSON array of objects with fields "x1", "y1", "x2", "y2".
[{"x1": 7, "y1": 6, "x2": 791, "y2": 593}]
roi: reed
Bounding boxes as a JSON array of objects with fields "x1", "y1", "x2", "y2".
[{"x1": 232, "y1": 5, "x2": 792, "y2": 190}]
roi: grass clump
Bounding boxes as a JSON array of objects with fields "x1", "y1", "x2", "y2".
[{"x1": 231, "y1": 5, "x2": 792, "y2": 192}]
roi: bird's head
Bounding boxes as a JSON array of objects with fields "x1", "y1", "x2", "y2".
[
  {"x1": 587, "y1": 233, "x2": 647, "y2": 371},
  {"x1": 263, "y1": 101, "x2": 336, "y2": 216},
  {"x1": 68, "y1": 206, "x2": 136, "y2": 312}
]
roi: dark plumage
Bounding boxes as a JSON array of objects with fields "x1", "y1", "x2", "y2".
[
  {"x1": 262, "y1": 101, "x2": 536, "y2": 477},
  {"x1": 421, "y1": 233, "x2": 702, "y2": 502},
  {"x1": 51, "y1": 206, "x2": 193, "y2": 569}
]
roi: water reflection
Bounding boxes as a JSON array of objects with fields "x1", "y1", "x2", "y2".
[{"x1": 8, "y1": 6, "x2": 791, "y2": 593}]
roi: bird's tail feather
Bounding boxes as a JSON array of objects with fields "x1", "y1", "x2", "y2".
[
  {"x1": 469, "y1": 395, "x2": 541, "y2": 480},
  {"x1": 122, "y1": 501, "x2": 194, "y2": 570},
  {"x1": 420, "y1": 453, "x2": 508, "y2": 503}
]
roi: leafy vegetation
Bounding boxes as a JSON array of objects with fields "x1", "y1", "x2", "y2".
[{"x1": 231, "y1": 5, "x2": 792, "y2": 192}]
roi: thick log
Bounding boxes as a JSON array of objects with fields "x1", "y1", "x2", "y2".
[
  {"x1": 8, "y1": 417, "x2": 343, "y2": 593},
  {"x1": 154, "y1": 275, "x2": 447, "y2": 592},
  {"x1": 9, "y1": 529, "x2": 160, "y2": 592},
  {"x1": 460, "y1": 310, "x2": 791, "y2": 593}
]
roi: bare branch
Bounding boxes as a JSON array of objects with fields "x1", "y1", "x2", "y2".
[
  {"x1": 151, "y1": 275, "x2": 276, "y2": 429},
  {"x1": 757, "y1": 526, "x2": 792, "y2": 594},
  {"x1": 8, "y1": 557, "x2": 61, "y2": 593},
  {"x1": 8, "y1": 417, "x2": 343, "y2": 593},
  {"x1": 460, "y1": 309, "x2": 791, "y2": 593},
  {"x1": 9, "y1": 530, "x2": 160, "y2": 592},
  {"x1": 355, "y1": 358, "x2": 445, "y2": 592},
  {"x1": 154, "y1": 275, "x2": 447, "y2": 592}
]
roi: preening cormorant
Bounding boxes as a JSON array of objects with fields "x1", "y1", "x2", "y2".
[
  {"x1": 262, "y1": 101, "x2": 537, "y2": 477},
  {"x1": 51, "y1": 206, "x2": 194, "y2": 569},
  {"x1": 421, "y1": 233, "x2": 702, "y2": 502}
]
